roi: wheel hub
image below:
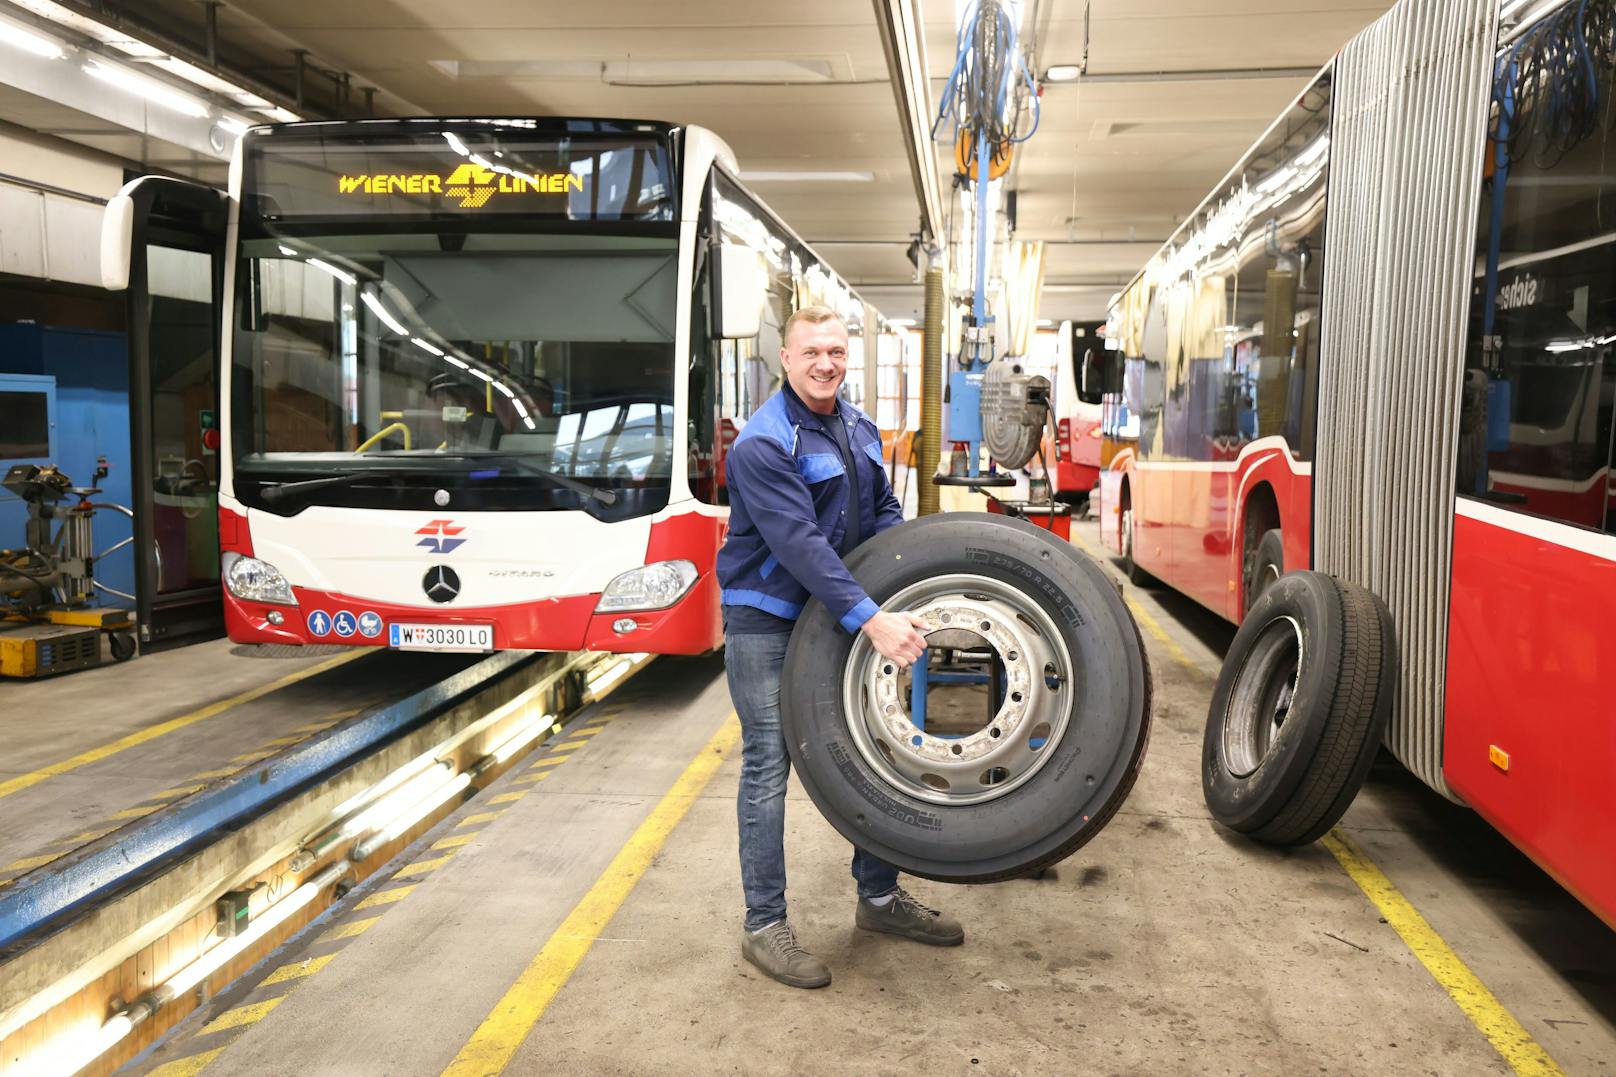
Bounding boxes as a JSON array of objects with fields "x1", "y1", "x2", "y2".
[{"x1": 844, "y1": 573, "x2": 1074, "y2": 806}]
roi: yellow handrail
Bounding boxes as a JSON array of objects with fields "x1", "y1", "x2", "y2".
[{"x1": 356, "y1": 421, "x2": 411, "y2": 453}]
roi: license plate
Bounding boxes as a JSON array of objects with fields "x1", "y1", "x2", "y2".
[{"x1": 388, "y1": 623, "x2": 494, "y2": 652}]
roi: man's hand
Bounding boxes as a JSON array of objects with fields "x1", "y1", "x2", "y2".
[{"x1": 861, "y1": 610, "x2": 930, "y2": 667}]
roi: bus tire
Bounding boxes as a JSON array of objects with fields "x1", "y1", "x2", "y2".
[
  {"x1": 1120, "y1": 505, "x2": 1154, "y2": 586},
  {"x1": 781, "y1": 512, "x2": 1153, "y2": 883},
  {"x1": 1202, "y1": 571, "x2": 1396, "y2": 846},
  {"x1": 1246, "y1": 529, "x2": 1284, "y2": 613}
]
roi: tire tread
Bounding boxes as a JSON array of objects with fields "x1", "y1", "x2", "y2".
[{"x1": 1247, "y1": 578, "x2": 1393, "y2": 845}]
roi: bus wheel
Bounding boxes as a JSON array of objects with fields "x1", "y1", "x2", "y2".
[
  {"x1": 1202, "y1": 571, "x2": 1396, "y2": 846},
  {"x1": 1245, "y1": 529, "x2": 1284, "y2": 614},
  {"x1": 781, "y1": 513, "x2": 1153, "y2": 883},
  {"x1": 1120, "y1": 506, "x2": 1154, "y2": 586}
]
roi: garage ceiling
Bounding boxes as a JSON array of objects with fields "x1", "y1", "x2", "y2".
[{"x1": 63, "y1": 0, "x2": 1397, "y2": 321}]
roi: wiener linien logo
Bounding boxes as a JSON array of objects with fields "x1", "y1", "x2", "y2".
[{"x1": 338, "y1": 163, "x2": 585, "y2": 208}]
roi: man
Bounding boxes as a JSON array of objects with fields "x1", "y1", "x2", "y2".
[{"x1": 717, "y1": 305, "x2": 965, "y2": 990}]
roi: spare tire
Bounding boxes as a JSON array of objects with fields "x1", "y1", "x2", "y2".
[
  {"x1": 781, "y1": 513, "x2": 1152, "y2": 883},
  {"x1": 1202, "y1": 571, "x2": 1396, "y2": 846}
]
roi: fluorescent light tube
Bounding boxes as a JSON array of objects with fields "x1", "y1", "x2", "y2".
[
  {"x1": 741, "y1": 170, "x2": 874, "y2": 183},
  {"x1": 84, "y1": 60, "x2": 209, "y2": 118},
  {"x1": 0, "y1": 18, "x2": 65, "y2": 59},
  {"x1": 306, "y1": 258, "x2": 356, "y2": 286},
  {"x1": 360, "y1": 290, "x2": 408, "y2": 335}
]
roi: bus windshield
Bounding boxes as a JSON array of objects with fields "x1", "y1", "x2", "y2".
[{"x1": 229, "y1": 123, "x2": 679, "y2": 520}]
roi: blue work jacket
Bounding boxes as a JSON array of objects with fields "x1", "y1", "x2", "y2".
[{"x1": 716, "y1": 385, "x2": 904, "y2": 633}]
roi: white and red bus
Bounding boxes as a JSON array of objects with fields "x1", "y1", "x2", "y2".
[
  {"x1": 103, "y1": 118, "x2": 879, "y2": 656},
  {"x1": 1097, "y1": 0, "x2": 1616, "y2": 927},
  {"x1": 1048, "y1": 320, "x2": 1106, "y2": 503}
]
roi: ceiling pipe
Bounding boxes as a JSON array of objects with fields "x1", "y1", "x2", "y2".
[{"x1": 871, "y1": 0, "x2": 945, "y2": 246}]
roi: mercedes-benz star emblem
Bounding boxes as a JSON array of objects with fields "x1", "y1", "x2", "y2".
[{"x1": 423, "y1": 565, "x2": 460, "y2": 604}]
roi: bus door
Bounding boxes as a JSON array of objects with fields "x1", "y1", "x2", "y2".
[{"x1": 101, "y1": 178, "x2": 228, "y2": 652}]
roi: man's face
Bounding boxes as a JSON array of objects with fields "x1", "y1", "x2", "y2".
[{"x1": 780, "y1": 318, "x2": 849, "y2": 415}]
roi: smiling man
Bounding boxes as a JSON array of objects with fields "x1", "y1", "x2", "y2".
[{"x1": 716, "y1": 305, "x2": 965, "y2": 990}]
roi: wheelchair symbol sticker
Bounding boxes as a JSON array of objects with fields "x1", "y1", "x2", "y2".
[{"x1": 332, "y1": 610, "x2": 358, "y2": 637}]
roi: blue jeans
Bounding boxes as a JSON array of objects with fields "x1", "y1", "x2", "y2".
[{"x1": 725, "y1": 630, "x2": 899, "y2": 931}]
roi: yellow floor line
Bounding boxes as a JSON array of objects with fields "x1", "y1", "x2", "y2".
[
  {"x1": 151, "y1": 784, "x2": 205, "y2": 800},
  {"x1": 228, "y1": 752, "x2": 274, "y2": 765},
  {"x1": 146, "y1": 1047, "x2": 225, "y2": 1077},
  {"x1": 1122, "y1": 595, "x2": 1199, "y2": 672},
  {"x1": 455, "y1": 811, "x2": 503, "y2": 829},
  {"x1": 395, "y1": 853, "x2": 456, "y2": 879},
  {"x1": 261, "y1": 735, "x2": 305, "y2": 747},
  {"x1": 357, "y1": 884, "x2": 418, "y2": 910},
  {"x1": 2, "y1": 852, "x2": 60, "y2": 873},
  {"x1": 488, "y1": 791, "x2": 527, "y2": 805},
  {"x1": 1322, "y1": 830, "x2": 1563, "y2": 1076},
  {"x1": 528, "y1": 753, "x2": 573, "y2": 770},
  {"x1": 108, "y1": 805, "x2": 160, "y2": 821},
  {"x1": 564, "y1": 727, "x2": 604, "y2": 738},
  {"x1": 0, "y1": 652, "x2": 362, "y2": 801},
  {"x1": 262, "y1": 953, "x2": 337, "y2": 985},
  {"x1": 431, "y1": 833, "x2": 475, "y2": 851},
  {"x1": 441, "y1": 713, "x2": 740, "y2": 1077},
  {"x1": 201, "y1": 996, "x2": 284, "y2": 1034},
  {"x1": 553, "y1": 739, "x2": 592, "y2": 751},
  {"x1": 191, "y1": 768, "x2": 237, "y2": 780},
  {"x1": 320, "y1": 915, "x2": 381, "y2": 942},
  {"x1": 512, "y1": 771, "x2": 550, "y2": 785},
  {"x1": 66, "y1": 826, "x2": 117, "y2": 844}
]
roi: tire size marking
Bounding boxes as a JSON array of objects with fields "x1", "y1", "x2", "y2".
[
  {"x1": 827, "y1": 742, "x2": 944, "y2": 831},
  {"x1": 963, "y1": 548, "x2": 1087, "y2": 628}
]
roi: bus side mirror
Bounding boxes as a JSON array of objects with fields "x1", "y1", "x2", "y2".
[
  {"x1": 717, "y1": 242, "x2": 765, "y2": 339},
  {"x1": 100, "y1": 192, "x2": 135, "y2": 291},
  {"x1": 1077, "y1": 348, "x2": 1105, "y2": 405}
]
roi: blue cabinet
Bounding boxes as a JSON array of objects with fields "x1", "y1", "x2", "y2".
[{"x1": 0, "y1": 325, "x2": 135, "y2": 604}]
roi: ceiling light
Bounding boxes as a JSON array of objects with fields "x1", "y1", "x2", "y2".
[
  {"x1": 1044, "y1": 65, "x2": 1082, "y2": 82},
  {"x1": 85, "y1": 60, "x2": 209, "y2": 117},
  {"x1": 887, "y1": 318, "x2": 916, "y2": 327},
  {"x1": 0, "y1": 17, "x2": 66, "y2": 59},
  {"x1": 360, "y1": 290, "x2": 408, "y2": 335},
  {"x1": 307, "y1": 258, "x2": 356, "y2": 286},
  {"x1": 741, "y1": 171, "x2": 874, "y2": 183}
]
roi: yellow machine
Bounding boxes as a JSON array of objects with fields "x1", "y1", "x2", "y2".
[{"x1": 1, "y1": 463, "x2": 137, "y2": 677}]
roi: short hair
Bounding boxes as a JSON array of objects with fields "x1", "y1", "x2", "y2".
[{"x1": 782, "y1": 305, "x2": 848, "y2": 347}]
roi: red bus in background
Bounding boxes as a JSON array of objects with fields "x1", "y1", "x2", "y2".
[
  {"x1": 1097, "y1": 0, "x2": 1616, "y2": 930},
  {"x1": 1049, "y1": 320, "x2": 1105, "y2": 504}
]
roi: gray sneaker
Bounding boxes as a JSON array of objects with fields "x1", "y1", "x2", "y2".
[
  {"x1": 741, "y1": 920, "x2": 832, "y2": 989},
  {"x1": 856, "y1": 887, "x2": 965, "y2": 946}
]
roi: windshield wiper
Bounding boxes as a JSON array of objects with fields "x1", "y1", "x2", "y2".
[
  {"x1": 258, "y1": 469, "x2": 413, "y2": 505},
  {"x1": 368, "y1": 451, "x2": 618, "y2": 505}
]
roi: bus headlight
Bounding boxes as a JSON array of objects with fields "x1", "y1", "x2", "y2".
[
  {"x1": 222, "y1": 552, "x2": 297, "y2": 606},
  {"x1": 595, "y1": 560, "x2": 698, "y2": 613}
]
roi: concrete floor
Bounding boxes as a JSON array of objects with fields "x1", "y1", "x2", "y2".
[
  {"x1": 0, "y1": 642, "x2": 480, "y2": 884},
  {"x1": 113, "y1": 518, "x2": 1616, "y2": 1076}
]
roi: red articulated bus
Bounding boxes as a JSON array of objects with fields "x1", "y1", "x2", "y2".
[{"x1": 1097, "y1": 0, "x2": 1616, "y2": 927}]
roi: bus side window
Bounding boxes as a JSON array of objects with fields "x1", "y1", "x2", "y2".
[
  {"x1": 1464, "y1": 63, "x2": 1616, "y2": 533},
  {"x1": 688, "y1": 181, "x2": 723, "y2": 505}
]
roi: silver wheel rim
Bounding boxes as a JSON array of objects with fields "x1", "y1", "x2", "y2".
[
  {"x1": 1222, "y1": 615, "x2": 1303, "y2": 778},
  {"x1": 840, "y1": 573, "x2": 1075, "y2": 806},
  {"x1": 1122, "y1": 508, "x2": 1134, "y2": 561}
]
